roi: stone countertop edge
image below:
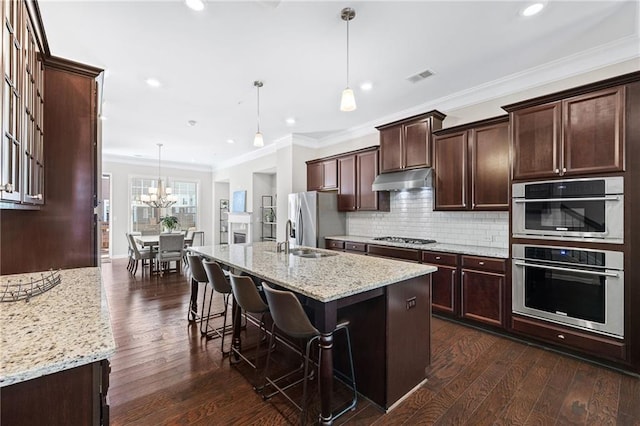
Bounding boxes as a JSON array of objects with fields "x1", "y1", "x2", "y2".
[
  {"x1": 0, "y1": 267, "x2": 116, "y2": 388},
  {"x1": 188, "y1": 243, "x2": 437, "y2": 303},
  {"x1": 326, "y1": 235, "x2": 509, "y2": 259}
]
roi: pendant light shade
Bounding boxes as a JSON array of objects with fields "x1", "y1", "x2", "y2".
[
  {"x1": 340, "y1": 7, "x2": 356, "y2": 112},
  {"x1": 254, "y1": 80, "x2": 264, "y2": 147}
]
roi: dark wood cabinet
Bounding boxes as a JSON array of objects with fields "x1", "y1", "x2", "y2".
[
  {"x1": 1, "y1": 359, "x2": 110, "y2": 426},
  {"x1": 421, "y1": 251, "x2": 459, "y2": 315},
  {"x1": 461, "y1": 255, "x2": 506, "y2": 328},
  {"x1": 367, "y1": 244, "x2": 420, "y2": 262},
  {"x1": 376, "y1": 111, "x2": 445, "y2": 174},
  {"x1": 433, "y1": 116, "x2": 509, "y2": 211},
  {"x1": 337, "y1": 147, "x2": 389, "y2": 212},
  {"x1": 306, "y1": 158, "x2": 337, "y2": 191},
  {"x1": 509, "y1": 86, "x2": 624, "y2": 180}
]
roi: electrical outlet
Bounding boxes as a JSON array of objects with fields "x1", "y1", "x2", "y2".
[{"x1": 406, "y1": 297, "x2": 417, "y2": 310}]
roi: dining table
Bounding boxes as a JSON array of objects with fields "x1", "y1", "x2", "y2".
[
  {"x1": 134, "y1": 234, "x2": 193, "y2": 275},
  {"x1": 188, "y1": 241, "x2": 436, "y2": 425}
]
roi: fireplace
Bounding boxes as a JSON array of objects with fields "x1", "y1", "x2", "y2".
[{"x1": 233, "y1": 232, "x2": 247, "y2": 244}]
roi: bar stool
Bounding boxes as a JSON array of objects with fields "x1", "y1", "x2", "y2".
[
  {"x1": 261, "y1": 283, "x2": 357, "y2": 425},
  {"x1": 228, "y1": 273, "x2": 270, "y2": 382},
  {"x1": 202, "y1": 260, "x2": 234, "y2": 354},
  {"x1": 185, "y1": 254, "x2": 210, "y2": 324}
]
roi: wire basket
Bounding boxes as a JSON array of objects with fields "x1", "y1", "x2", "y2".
[{"x1": 0, "y1": 269, "x2": 62, "y2": 303}]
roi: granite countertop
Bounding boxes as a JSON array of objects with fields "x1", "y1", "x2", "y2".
[
  {"x1": 326, "y1": 235, "x2": 509, "y2": 259},
  {"x1": 189, "y1": 242, "x2": 437, "y2": 303},
  {"x1": 0, "y1": 267, "x2": 116, "y2": 387}
]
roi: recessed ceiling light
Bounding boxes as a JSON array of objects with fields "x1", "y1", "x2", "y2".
[
  {"x1": 146, "y1": 78, "x2": 161, "y2": 88},
  {"x1": 360, "y1": 81, "x2": 373, "y2": 91},
  {"x1": 285, "y1": 117, "x2": 296, "y2": 125},
  {"x1": 187, "y1": 120, "x2": 197, "y2": 127},
  {"x1": 521, "y1": 2, "x2": 544, "y2": 17},
  {"x1": 185, "y1": 0, "x2": 205, "y2": 11},
  {"x1": 227, "y1": 139, "x2": 235, "y2": 144}
]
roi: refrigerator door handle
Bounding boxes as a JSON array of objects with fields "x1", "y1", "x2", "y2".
[{"x1": 296, "y1": 208, "x2": 303, "y2": 245}]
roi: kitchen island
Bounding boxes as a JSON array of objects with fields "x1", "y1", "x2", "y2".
[
  {"x1": 189, "y1": 242, "x2": 437, "y2": 424},
  {"x1": 0, "y1": 267, "x2": 115, "y2": 425}
]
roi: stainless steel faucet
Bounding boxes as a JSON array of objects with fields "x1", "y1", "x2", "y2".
[{"x1": 277, "y1": 220, "x2": 293, "y2": 254}]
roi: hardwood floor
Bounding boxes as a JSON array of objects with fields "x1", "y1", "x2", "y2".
[{"x1": 102, "y1": 259, "x2": 640, "y2": 425}]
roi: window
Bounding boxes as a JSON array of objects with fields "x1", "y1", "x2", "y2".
[{"x1": 130, "y1": 177, "x2": 198, "y2": 233}]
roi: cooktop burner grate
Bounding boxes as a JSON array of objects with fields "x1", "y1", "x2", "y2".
[{"x1": 373, "y1": 236, "x2": 437, "y2": 245}]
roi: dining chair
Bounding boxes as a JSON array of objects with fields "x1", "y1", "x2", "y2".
[
  {"x1": 127, "y1": 233, "x2": 154, "y2": 277},
  {"x1": 192, "y1": 231, "x2": 205, "y2": 246},
  {"x1": 157, "y1": 233, "x2": 185, "y2": 276},
  {"x1": 261, "y1": 283, "x2": 357, "y2": 425},
  {"x1": 183, "y1": 229, "x2": 196, "y2": 265}
]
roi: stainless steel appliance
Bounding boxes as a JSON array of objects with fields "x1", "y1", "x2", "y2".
[
  {"x1": 512, "y1": 243, "x2": 624, "y2": 338},
  {"x1": 288, "y1": 191, "x2": 346, "y2": 248},
  {"x1": 512, "y1": 176, "x2": 623, "y2": 243},
  {"x1": 373, "y1": 236, "x2": 436, "y2": 245}
]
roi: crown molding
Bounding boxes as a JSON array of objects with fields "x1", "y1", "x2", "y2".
[{"x1": 103, "y1": 152, "x2": 214, "y2": 173}]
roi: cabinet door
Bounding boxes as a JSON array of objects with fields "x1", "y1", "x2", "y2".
[
  {"x1": 471, "y1": 121, "x2": 509, "y2": 210},
  {"x1": 434, "y1": 131, "x2": 468, "y2": 210},
  {"x1": 431, "y1": 265, "x2": 458, "y2": 315},
  {"x1": 337, "y1": 155, "x2": 356, "y2": 211},
  {"x1": 379, "y1": 125, "x2": 403, "y2": 173},
  {"x1": 461, "y1": 269, "x2": 504, "y2": 328},
  {"x1": 1, "y1": 0, "x2": 22, "y2": 202},
  {"x1": 512, "y1": 102, "x2": 561, "y2": 180},
  {"x1": 357, "y1": 149, "x2": 379, "y2": 210},
  {"x1": 403, "y1": 119, "x2": 431, "y2": 169},
  {"x1": 563, "y1": 87, "x2": 624, "y2": 176},
  {"x1": 306, "y1": 161, "x2": 323, "y2": 191},
  {"x1": 322, "y1": 159, "x2": 338, "y2": 190}
]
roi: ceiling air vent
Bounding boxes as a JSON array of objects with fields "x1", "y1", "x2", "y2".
[{"x1": 406, "y1": 69, "x2": 434, "y2": 83}]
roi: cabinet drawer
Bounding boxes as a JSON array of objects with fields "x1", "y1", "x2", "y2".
[
  {"x1": 367, "y1": 244, "x2": 420, "y2": 262},
  {"x1": 326, "y1": 239, "x2": 344, "y2": 250},
  {"x1": 345, "y1": 242, "x2": 366, "y2": 252},
  {"x1": 512, "y1": 315, "x2": 626, "y2": 362},
  {"x1": 461, "y1": 255, "x2": 505, "y2": 273},
  {"x1": 421, "y1": 251, "x2": 457, "y2": 267}
]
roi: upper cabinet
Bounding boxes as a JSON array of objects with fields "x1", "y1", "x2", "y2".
[
  {"x1": 433, "y1": 117, "x2": 510, "y2": 211},
  {"x1": 508, "y1": 86, "x2": 625, "y2": 180},
  {"x1": 1, "y1": 0, "x2": 45, "y2": 207},
  {"x1": 306, "y1": 158, "x2": 337, "y2": 191},
  {"x1": 337, "y1": 147, "x2": 389, "y2": 212},
  {"x1": 376, "y1": 111, "x2": 445, "y2": 173}
]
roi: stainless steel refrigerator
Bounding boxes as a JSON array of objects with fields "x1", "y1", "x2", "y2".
[{"x1": 288, "y1": 191, "x2": 346, "y2": 248}]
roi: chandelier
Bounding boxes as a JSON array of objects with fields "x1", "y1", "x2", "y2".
[{"x1": 140, "y1": 143, "x2": 177, "y2": 208}]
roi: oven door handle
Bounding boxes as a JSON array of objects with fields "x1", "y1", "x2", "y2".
[
  {"x1": 513, "y1": 261, "x2": 620, "y2": 278},
  {"x1": 513, "y1": 196, "x2": 620, "y2": 203}
]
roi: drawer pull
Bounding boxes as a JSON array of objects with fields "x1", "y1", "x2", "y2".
[
  {"x1": 557, "y1": 334, "x2": 565, "y2": 340},
  {"x1": 478, "y1": 261, "x2": 485, "y2": 265},
  {"x1": 435, "y1": 256, "x2": 441, "y2": 260},
  {"x1": 1, "y1": 183, "x2": 14, "y2": 193}
]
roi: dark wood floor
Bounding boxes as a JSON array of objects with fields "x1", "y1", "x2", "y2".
[{"x1": 102, "y1": 259, "x2": 640, "y2": 425}]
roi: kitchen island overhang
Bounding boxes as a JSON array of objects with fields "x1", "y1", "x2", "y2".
[{"x1": 189, "y1": 242, "x2": 436, "y2": 424}]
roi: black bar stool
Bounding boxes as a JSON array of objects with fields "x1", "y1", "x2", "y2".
[
  {"x1": 261, "y1": 282, "x2": 357, "y2": 425},
  {"x1": 202, "y1": 260, "x2": 234, "y2": 354},
  {"x1": 228, "y1": 273, "x2": 270, "y2": 383},
  {"x1": 185, "y1": 254, "x2": 211, "y2": 325}
]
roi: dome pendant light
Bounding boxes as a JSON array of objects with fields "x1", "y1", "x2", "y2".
[
  {"x1": 253, "y1": 80, "x2": 264, "y2": 147},
  {"x1": 340, "y1": 7, "x2": 357, "y2": 112}
]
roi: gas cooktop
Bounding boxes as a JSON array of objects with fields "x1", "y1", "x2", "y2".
[{"x1": 373, "y1": 236, "x2": 437, "y2": 245}]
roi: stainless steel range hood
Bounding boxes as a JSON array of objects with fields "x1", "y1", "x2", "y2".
[{"x1": 371, "y1": 168, "x2": 433, "y2": 191}]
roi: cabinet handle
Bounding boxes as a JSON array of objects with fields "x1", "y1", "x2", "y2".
[
  {"x1": 478, "y1": 261, "x2": 485, "y2": 266},
  {"x1": 435, "y1": 256, "x2": 441, "y2": 260},
  {"x1": 557, "y1": 334, "x2": 565, "y2": 340},
  {"x1": 562, "y1": 167, "x2": 567, "y2": 173},
  {"x1": 27, "y1": 193, "x2": 42, "y2": 200},
  {"x1": 1, "y1": 183, "x2": 14, "y2": 193},
  {"x1": 554, "y1": 168, "x2": 560, "y2": 174}
]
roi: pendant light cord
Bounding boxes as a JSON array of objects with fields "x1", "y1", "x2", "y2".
[
  {"x1": 256, "y1": 84, "x2": 260, "y2": 133},
  {"x1": 346, "y1": 16, "x2": 350, "y2": 87}
]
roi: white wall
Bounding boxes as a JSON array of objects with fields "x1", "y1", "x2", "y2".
[{"x1": 103, "y1": 159, "x2": 213, "y2": 257}]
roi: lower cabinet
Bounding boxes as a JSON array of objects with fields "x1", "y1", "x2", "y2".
[
  {"x1": 422, "y1": 251, "x2": 459, "y2": 315},
  {"x1": 461, "y1": 255, "x2": 507, "y2": 328},
  {"x1": 1, "y1": 359, "x2": 110, "y2": 425}
]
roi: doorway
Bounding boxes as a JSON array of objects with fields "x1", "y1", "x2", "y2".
[{"x1": 101, "y1": 173, "x2": 112, "y2": 262}]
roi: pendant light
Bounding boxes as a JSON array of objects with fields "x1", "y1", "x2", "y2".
[
  {"x1": 140, "y1": 143, "x2": 178, "y2": 208},
  {"x1": 254, "y1": 80, "x2": 264, "y2": 147},
  {"x1": 340, "y1": 7, "x2": 356, "y2": 112}
]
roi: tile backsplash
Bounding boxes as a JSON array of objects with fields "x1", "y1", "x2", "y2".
[{"x1": 347, "y1": 189, "x2": 509, "y2": 248}]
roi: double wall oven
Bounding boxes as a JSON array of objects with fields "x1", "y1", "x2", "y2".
[{"x1": 512, "y1": 176, "x2": 625, "y2": 339}]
